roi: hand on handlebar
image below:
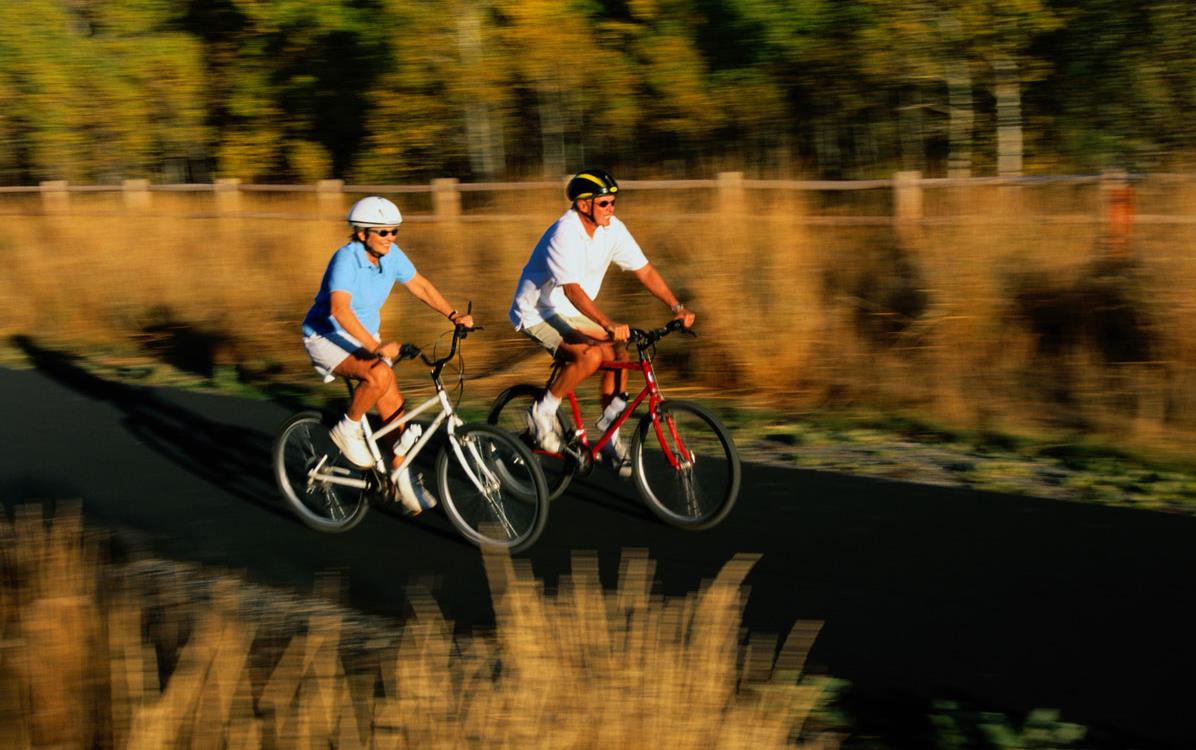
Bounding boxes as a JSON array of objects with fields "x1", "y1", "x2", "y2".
[
  {"x1": 374, "y1": 341, "x2": 402, "y2": 361},
  {"x1": 673, "y1": 306, "x2": 697, "y2": 329},
  {"x1": 452, "y1": 313, "x2": 476, "y2": 329},
  {"x1": 604, "y1": 321, "x2": 630, "y2": 342}
]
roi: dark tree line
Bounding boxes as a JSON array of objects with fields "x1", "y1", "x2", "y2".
[{"x1": 1, "y1": 0, "x2": 1193, "y2": 184}]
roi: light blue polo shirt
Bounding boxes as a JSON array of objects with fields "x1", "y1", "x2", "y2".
[{"x1": 302, "y1": 240, "x2": 417, "y2": 337}]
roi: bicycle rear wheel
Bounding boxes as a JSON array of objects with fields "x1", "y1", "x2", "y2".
[
  {"x1": 487, "y1": 384, "x2": 576, "y2": 500},
  {"x1": 436, "y1": 423, "x2": 549, "y2": 553},
  {"x1": 631, "y1": 400, "x2": 740, "y2": 530},
  {"x1": 273, "y1": 411, "x2": 370, "y2": 533}
]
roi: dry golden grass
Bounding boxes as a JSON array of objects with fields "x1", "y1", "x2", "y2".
[
  {"x1": 0, "y1": 505, "x2": 835, "y2": 749},
  {"x1": 2, "y1": 180, "x2": 1196, "y2": 448}
]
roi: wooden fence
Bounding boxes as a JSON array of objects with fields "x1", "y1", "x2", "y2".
[{"x1": 1, "y1": 171, "x2": 1189, "y2": 226}]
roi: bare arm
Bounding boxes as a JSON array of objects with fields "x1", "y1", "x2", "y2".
[
  {"x1": 562, "y1": 283, "x2": 627, "y2": 341},
  {"x1": 330, "y1": 291, "x2": 383, "y2": 354},
  {"x1": 403, "y1": 272, "x2": 474, "y2": 328},
  {"x1": 632, "y1": 263, "x2": 696, "y2": 326}
]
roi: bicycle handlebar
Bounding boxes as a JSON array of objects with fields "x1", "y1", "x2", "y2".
[
  {"x1": 627, "y1": 318, "x2": 696, "y2": 347},
  {"x1": 390, "y1": 322, "x2": 482, "y2": 374}
]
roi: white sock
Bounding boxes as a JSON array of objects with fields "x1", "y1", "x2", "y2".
[
  {"x1": 538, "y1": 391, "x2": 562, "y2": 415},
  {"x1": 340, "y1": 414, "x2": 362, "y2": 432}
]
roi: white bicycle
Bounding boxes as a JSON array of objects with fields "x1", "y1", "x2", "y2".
[{"x1": 272, "y1": 322, "x2": 550, "y2": 553}]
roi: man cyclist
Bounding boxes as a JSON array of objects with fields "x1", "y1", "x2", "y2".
[
  {"x1": 302, "y1": 196, "x2": 474, "y2": 514},
  {"x1": 508, "y1": 167, "x2": 695, "y2": 477}
]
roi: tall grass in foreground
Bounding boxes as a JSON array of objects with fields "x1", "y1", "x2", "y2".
[
  {"x1": 0, "y1": 504, "x2": 834, "y2": 748},
  {"x1": 3, "y1": 181, "x2": 1195, "y2": 449}
]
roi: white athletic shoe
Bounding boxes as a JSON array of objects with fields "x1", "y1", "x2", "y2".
[
  {"x1": 525, "y1": 402, "x2": 562, "y2": 453},
  {"x1": 329, "y1": 417, "x2": 374, "y2": 468},
  {"x1": 599, "y1": 430, "x2": 633, "y2": 479},
  {"x1": 395, "y1": 469, "x2": 437, "y2": 515}
]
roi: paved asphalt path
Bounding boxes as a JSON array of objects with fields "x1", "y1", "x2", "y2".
[{"x1": 2, "y1": 349, "x2": 1194, "y2": 747}]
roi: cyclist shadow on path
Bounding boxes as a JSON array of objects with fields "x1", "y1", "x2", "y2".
[
  {"x1": 12, "y1": 336, "x2": 289, "y2": 521},
  {"x1": 10, "y1": 336, "x2": 469, "y2": 547}
]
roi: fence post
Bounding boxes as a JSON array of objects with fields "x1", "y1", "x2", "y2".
[
  {"x1": 893, "y1": 171, "x2": 923, "y2": 224},
  {"x1": 40, "y1": 180, "x2": 69, "y2": 214},
  {"x1": 214, "y1": 178, "x2": 241, "y2": 215},
  {"x1": 317, "y1": 179, "x2": 344, "y2": 218},
  {"x1": 717, "y1": 172, "x2": 745, "y2": 217},
  {"x1": 122, "y1": 179, "x2": 151, "y2": 211},
  {"x1": 1101, "y1": 169, "x2": 1134, "y2": 259},
  {"x1": 432, "y1": 178, "x2": 461, "y2": 221}
]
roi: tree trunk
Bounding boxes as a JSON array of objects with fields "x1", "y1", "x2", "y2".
[
  {"x1": 995, "y1": 57, "x2": 1023, "y2": 177},
  {"x1": 899, "y1": 88, "x2": 925, "y2": 172},
  {"x1": 456, "y1": 10, "x2": 504, "y2": 179},
  {"x1": 538, "y1": 83, "x2": 566, "y2": 178},
  {"x1": 946, "y1": 60, "x2": 973, "y2": 178}
]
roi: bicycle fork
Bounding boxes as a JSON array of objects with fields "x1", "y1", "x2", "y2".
[{"x1": 448, "y1": 427, "x2": 520, "y2": 538}]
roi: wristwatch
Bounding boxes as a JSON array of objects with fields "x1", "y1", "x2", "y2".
[{"x1": 671, "y1": 302, "x2": 686, "y2": 314}]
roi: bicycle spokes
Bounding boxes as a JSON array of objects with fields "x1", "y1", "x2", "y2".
[
  {"x1": 633, "y1": 401, "x2": 740, "y2": 529},
  {"x1": 675, "y1": 464, "x2": 701, "y2": 516},
  {"x1": 319, "y1": 482, "x2": 351, "y2": 519},
  {"x1": 437, "y1": 424, "x2": 548, "y2": 551},
  {"x1": 274, "y1": 412, "x2": 371, "y2": 533}
]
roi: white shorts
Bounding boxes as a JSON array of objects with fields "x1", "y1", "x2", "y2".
[{"x1": 302, "y1": 330, "x2": 377, "y2": 381}]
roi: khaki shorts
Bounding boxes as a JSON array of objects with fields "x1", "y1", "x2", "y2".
[{"x1": 521, "y1": 313, "x2": 604, "y2": 354}]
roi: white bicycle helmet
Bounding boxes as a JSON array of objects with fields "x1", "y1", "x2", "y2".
[{"x1": 347, "y1": 196, "x2": 403, "y2": 227}]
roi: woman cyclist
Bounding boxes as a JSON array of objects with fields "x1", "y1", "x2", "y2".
[{"x1": 301, "y1": 196, "x2": 474, "y2": 514}]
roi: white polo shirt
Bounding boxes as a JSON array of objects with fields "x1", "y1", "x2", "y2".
[{"x1": 508, "y1": 209, "x2": 649, "y2": 330}]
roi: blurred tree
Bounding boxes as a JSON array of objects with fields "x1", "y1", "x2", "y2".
[
  {"x1": 0, "y1": 0, "x2": 207, "y2": 183},
  {"x1": 352, "y1": 0, "x2": 475, "y2": 181},
  {"x1": 1, "y1": 0, "x2": 1194, "y2": 183},
  {"x1": 1031, "y1": 0, "x2": 1196, "y2": 171},
  {"x1": 694, "y1": 0, "x2": 882, "y2": 175},
  {"x1": 184, "y1": 0, "x2": 386, "y2": 181},
  {"x1": 493, "y1": 0, "x2": 641, "y2": 176}
]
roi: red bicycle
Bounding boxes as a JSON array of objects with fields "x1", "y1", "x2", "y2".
[{"x1": 488, "y1": 319, "x2": 740, "y2": 530}]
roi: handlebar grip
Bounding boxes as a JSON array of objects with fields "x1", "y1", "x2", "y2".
[{"x1": 399, "y1": 343, "x2": 422, "y2": 360}]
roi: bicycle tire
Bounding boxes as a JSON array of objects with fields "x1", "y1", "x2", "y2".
[
  {"x1": 436, "y1": 423, "x2": 549, "y2": 553},
  {"x1": 487, "y1": 384, "x2": 576, "y2": 501},
  {"x1": 631, "y1": 400, "x2": 740, "y2": 530},
  {"x1": 273, "y1": 411, "x2": 371, "y2": 533}
]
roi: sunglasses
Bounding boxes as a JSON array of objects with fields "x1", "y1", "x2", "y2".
[
  {"x1": 594, "y1": 198, "x2": 616, "y2": 208},
  {"x1": 367, "y1": 228, "x2": 399, "y2": 237}
]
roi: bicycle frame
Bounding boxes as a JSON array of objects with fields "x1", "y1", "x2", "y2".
[
  {"x1": 304, "y1": 390, "x2": 460, "y2": 492},
  {"x1": 561, "y1": 350, "x2": 693, "y2": 472},
  {"x1": 306, "y1": 328, "x2": 500, "y2": 495}
]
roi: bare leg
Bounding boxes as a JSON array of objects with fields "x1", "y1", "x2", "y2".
[{"x1": 333, "y1": 351, "x2": 405, "y2": 467}]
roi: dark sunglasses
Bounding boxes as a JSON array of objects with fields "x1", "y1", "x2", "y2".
[
  {"x1": 367, "y1": 227, "x2": 399, "y2": 237},
  {"x1": 594, "y1": 198, "x2": 616, "y2": 208}
]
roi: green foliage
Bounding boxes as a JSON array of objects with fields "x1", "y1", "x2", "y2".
[
  {"x1": 931, "y1": 701, "x2": 1087, "y2": 750},
  {"x1": 1, "y1": 0, "x2": 1195, "y2": 181},
  {"x1": 0, "y1": 0, "x2": 207, "y2": 183}
]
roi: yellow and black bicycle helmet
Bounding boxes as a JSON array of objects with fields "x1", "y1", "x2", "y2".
[{"x1": 566, "y1": 167, "x2": 619, "y2": 202}]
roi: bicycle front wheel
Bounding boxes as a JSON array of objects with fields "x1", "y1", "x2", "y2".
[
  {"x1": 436, "y1": 423, "x2": 549, "y2": 553},
  {"x1": 631, "y1": 400, "x2": 740, "y2": 530},
  {"x1": 273, "y1": 411, "x2": 370, "y2": 533},
  {"x1": 487, "y1": 384, "x2": 576, "y2": 500}
]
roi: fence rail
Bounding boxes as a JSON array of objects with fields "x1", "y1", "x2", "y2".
[{"x1": 2, "y1": 171, "x2": 1187, "y2": 225}]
